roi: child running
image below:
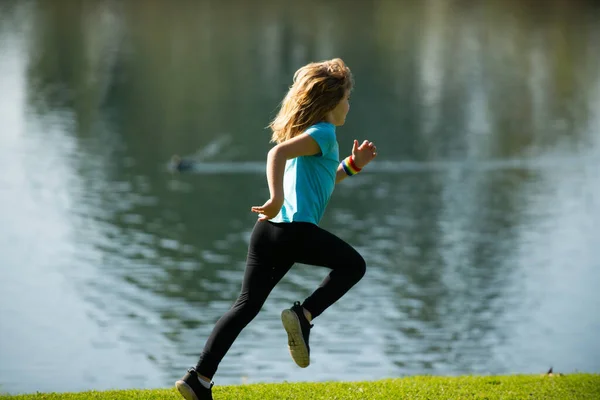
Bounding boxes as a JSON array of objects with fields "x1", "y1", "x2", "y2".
[{"x1": 176, "y1": 58, "x2": 378, "y2": 400}]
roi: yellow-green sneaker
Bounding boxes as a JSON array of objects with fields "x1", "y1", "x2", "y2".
[
  {"x1": 281, "y1": 301, "x2": 313, "y2": 368},
  {"x1": 175, "y1": 367, "x2": 213, "y2": 400}
]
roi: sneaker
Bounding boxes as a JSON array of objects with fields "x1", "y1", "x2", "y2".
[
  {"x1": 281, "y1": 301, "x2": 314, "y2": 368},
  {"x1": 175, "y1": 367, "x2": 213, "y2": 400}
]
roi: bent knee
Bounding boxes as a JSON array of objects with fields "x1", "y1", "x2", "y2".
[
  {"x1": 352, "y1": 254, "x2": 366, "y2": 281},
  {"x1": 233, "y1": 294, "x2": 265, "y2": 317}
]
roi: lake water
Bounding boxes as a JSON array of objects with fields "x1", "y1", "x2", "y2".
[{"x1": 1, "y1": 0, "x2": 599, "y2": 395}]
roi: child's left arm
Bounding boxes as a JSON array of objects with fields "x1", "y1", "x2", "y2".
[{"x1": 336, "y1": 140, "x2": 377, "y2": 183}]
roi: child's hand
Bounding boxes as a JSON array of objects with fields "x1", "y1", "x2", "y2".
[
  {"x1": 251, "y1": 198, "x2": 284, "y2": 221},
  {"x1": 352, "y1": 140, "x2": 378, "y2": 169}
]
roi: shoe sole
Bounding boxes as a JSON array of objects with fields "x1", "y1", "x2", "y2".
[
  {"x1": 175, "y1": 380, "x2": 199, "y2": 400},
  {"x1": 281, "y1": 309, "x2": 310, "y2": 368}
]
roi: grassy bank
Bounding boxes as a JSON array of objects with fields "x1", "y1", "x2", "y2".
[{"x1": 2, "y1": 374, "x2": 599, "y2": 399}]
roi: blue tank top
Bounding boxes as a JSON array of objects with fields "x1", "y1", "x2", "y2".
[{"x1": 270, "y1": 122, "x2": 339, "y2": 225}]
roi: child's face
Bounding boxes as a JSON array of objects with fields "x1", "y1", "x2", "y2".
[{"x1": 326, "y1": 91, "x2": 351, "y2": 126}]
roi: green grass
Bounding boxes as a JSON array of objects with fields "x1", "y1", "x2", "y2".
[{"x1": 1, "y1": 374, "x2": 599, "y2": 399}]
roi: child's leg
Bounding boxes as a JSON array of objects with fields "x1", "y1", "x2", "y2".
[
  {"x1": 293, "y1": 223, "x2": 366, "y2": 319},
  {"x1": 194, "y1": 221, "x2": 295, "y2": 380}
]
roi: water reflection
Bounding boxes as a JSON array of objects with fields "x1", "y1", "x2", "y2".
[{"x1": 0, "y1": 0, "x2": 599, "y2": 394}]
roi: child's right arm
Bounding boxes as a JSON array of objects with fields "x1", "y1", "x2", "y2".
[{"x1": 251, "y1": 134, "x2": 321, "y2": 220}]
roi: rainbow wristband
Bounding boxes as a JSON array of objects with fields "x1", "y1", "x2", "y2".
[{"x1": 341, "y1": 156, "x2": 362, "y2": 176}]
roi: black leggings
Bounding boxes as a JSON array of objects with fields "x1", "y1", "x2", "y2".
[{"x1": 195, "y1": 220, "x2": 366, "y2": 379}]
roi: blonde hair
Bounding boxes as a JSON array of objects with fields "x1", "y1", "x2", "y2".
[{"x1": 269, "y1": 58, "x2": 354, "y2": 144}]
